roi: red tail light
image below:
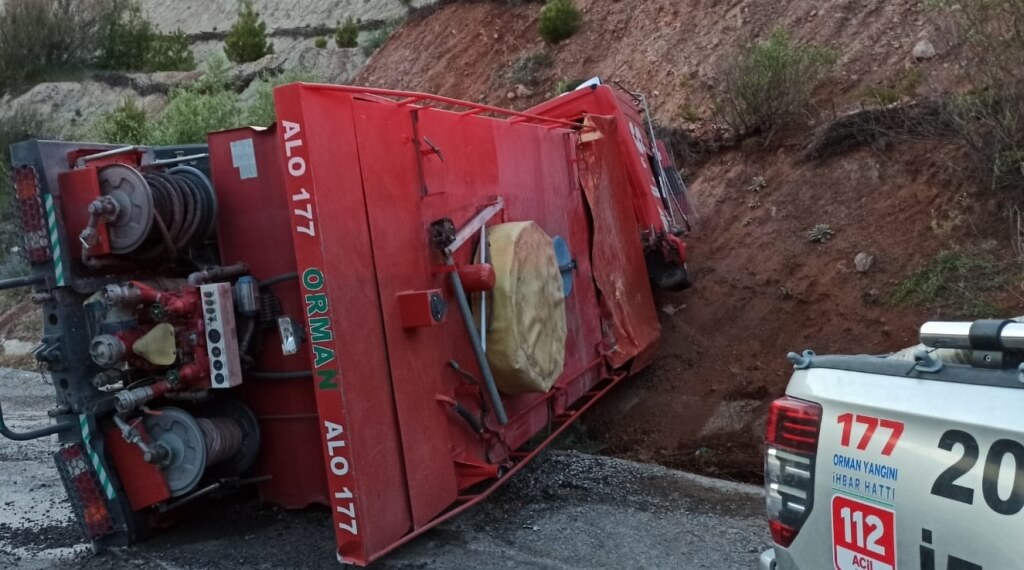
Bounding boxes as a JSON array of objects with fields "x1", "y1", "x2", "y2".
[
  {"x1": 765, "y1": 396, "x2": 822, "y2": 548},
  {"x1": 55, "y1": 444, "x2": 115, "y2": 539}
]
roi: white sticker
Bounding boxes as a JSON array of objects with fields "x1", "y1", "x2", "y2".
[{"x1": 230, "y1": 138, "x2": 258, "y2": 180}]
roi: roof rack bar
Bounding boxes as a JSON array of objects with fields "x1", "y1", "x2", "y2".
[{"x1": 309, "y1": 84, "x2": 584, "y2": 130}]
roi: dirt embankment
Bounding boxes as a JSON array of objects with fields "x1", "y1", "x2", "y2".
[{"x1": 357, "y1": 0, "x2": 1017, "y2": 480}]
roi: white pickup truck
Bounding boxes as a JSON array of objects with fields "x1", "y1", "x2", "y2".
[{"x1": 759, "y1": 319, "x2": 1024, "y2": 570}]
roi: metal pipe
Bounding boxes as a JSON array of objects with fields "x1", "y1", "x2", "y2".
[
  {"x1": 479, "y1": 224, "x2": 487, "y2": 352},
  {"x1": 187, "y1": 263, "x2": 249, "y2": 286},
  {"x1": 447, "y1": 256, "x2": 508, "y2": 425},
  {"x1": 149, "y1": 153, "x2": 210, "y2": 167},
  {"x1": 77, "y1": 145, "x2": 138, "y2": 167},
  {"x1": 0, "y1": 399, "x2": 73, "y2": 441},
  {"x1": 0, "y1": 274, "x2": 45, "y2": 291}
]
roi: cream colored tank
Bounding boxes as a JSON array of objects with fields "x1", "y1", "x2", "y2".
[{"x1": 482, "y1": 221, "x2": 567, "y2": 394}]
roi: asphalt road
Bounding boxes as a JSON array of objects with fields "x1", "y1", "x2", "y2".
[{"x1": 0, "y1": 369, "x2": 770, "y2": 569}]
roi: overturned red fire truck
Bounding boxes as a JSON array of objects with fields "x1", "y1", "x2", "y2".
[{"x1": 0, "y1": 81, "x2": 692, "y2": 565}]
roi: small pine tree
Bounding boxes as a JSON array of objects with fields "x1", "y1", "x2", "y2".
[
  {"x1": 146, "y1": 30, "x2": 196, "y2": 72},
  {"x1": 335, "y1": 17, "x2": 359, "y2": 48},
  {"x1": 97, "y1": 0, "x2": 154, "y2": 70},
  {"x1": 538, "y1": 0, "x2": 582, "y2": 44},
  {"x1": 224, "y1": 0, "x2": 273, "y2": 63},
  {"x1": 314, "y1": 37, "x2": 328, "y2": 49}
]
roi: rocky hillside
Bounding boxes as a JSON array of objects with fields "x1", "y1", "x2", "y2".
[{"x1": 0, "y1": 0, "x2": 440, "y2": 134}]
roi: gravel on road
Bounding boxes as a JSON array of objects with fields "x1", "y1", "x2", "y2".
[{"x1": 0, "y1": 369, "x2": 770, "y2": 569}]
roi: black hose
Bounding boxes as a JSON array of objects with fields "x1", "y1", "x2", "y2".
[
  {"x1": 246, "y1": 370, "x2": 314, "y2": 380},
  {"x1": 259, "y1": 273, "x2": 299, "y2": 290},
  {"x1": 0, "y1": 274, "x2": 44, "y2": 291},
  {"x1": 0, "y1": 400, "x2": 72, "y2": 441},
  {"x1": 451, "y1": 402, "x2": 484, "y2": 434}
]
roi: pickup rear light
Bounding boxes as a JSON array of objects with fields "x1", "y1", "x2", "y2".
[{"x1": 765, "y1": 396, "x2": 821, "y2": 548}]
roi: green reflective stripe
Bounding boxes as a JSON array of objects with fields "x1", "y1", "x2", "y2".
[
  {"x1": 44, "y1": 194, "x2": 65, "y2": 287},
  {"x1": 79, "y1": 415, "x2": 115, "y2": 499}
]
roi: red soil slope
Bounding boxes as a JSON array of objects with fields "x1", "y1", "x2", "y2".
[{"x1": 356, "y1": 0, "x2": 1015, "y2": 480}]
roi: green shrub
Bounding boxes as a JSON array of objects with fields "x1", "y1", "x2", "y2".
[
  {"x1": 314, "y1": 37, "x2": 328, "y2": 49},
  {"x1": 336, "y1": 17, "x2": 359, "y2": 48},
  {"x1": 538, "y1": 0, "x2": 582, "y2": 44},
  {"x1": 149, "y1": 87, "x2": 241, "y2": 145},
  {"x1": 191, "y1": 53, "x2": 236, "y2": 94},
  {"x1": 92, "y1": 98, "x2": 148, "y2": 144},
  {"x1": 362, "y1": 19, "x2": 400, "y2": 57},
  {"x1": 0, "y1": 0, "x2": 106, "y2": 89},
  {"x1": 246, "y1": 68, "x2": 320, "y2": 127},
  {"x1": 224, "y1": 0, "x2": 272, "y2": 63},
  {"x1": 146, "y1": 30, "x2": 196, "y2": 72},
  {"x1": 507, "y1": 51, "x2": 552, "y2": 88},
  {"x1": 552, "y1": 77, "x2": 583, "y2": 96},
  {"x1": 928, "y1": 0, "x2": 1024, "y2": 194},
  {"x1": 887, "y1": 249, "x2": 1010, "y2": 317},
  {"x1": 97, "y1": 0, "x2": 153, "y2": 71},
  {"x1": 713, "y1": 30, "x2": 836, "y2": 137}
]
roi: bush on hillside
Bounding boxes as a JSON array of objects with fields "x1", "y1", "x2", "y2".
[
  {"x1": 89, "y1": 57, "x2": 323, "y2": 146},
  {"x1": 93, "y1": 98, "x2": 149, "y2": 144},
  {"x1": 931, "y1": 0, "x2": 1024, "y2": 195},
  {"x1": 538, "y1": 0, "x2": 582, "y2": 44},
  {"x1": 0, "y1": 0, "x2": 106, "y2": 89},
  {"x1": 224, "y1": 0, "x2": 273, "y2": 63},
  {"x1": 146, "y1": 30, "x2": 196, "y2": 72},
  {"x1": 336, "y1": 17, "x2": 359, "y2": 48},
  {"x1": 362, "y1": 19, "x2": 400, "y2": 57},
  {"x1": 713, "y1": 30, "x2": 836, "y2": 138},
  {"x1": 97, "y1": 0, "x2": 153, "y2": 71},
  {"x1": 246, "y1": 68, "x2": 320, "y2": 127},
  {"x1": 507, "y1": 51, "x2": 552, "y2": 88},
  {"x1": 314, "y1": 37, "x2": 328, "y2": 49},
  {"x1": 97, "y1": 1, "x2": 195, "y2": 72}
]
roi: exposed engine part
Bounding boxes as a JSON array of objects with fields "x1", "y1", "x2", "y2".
[
  {"x1": 132, "y1": 323, "x2": 177, "y2": 366},
  {"x1": 114, "y1": 382, "x2": 171, "y2": 413},
  {"x1": 200, "y1": 283, "x2": 242, "y2": 388},
  {"x1": 234, "y1": 276, "x2": 259, "y2": 317},
  {"x1": 92, "y1": 369, "x2": 125, "y2": 389},
  {"x1": 89, "y1": 334, "x2": 126, "y2": 368},
  {"x1": 164, "y1": 390, "x2": 211, "y2": 403},
  {"x1": 259, "y1": 289, "x2": 282, "y2": 324},
  {"x1": 113, "y1": 414, "x2": 168, "y2": 464},
  {"x1": 187, "y1": 262, "x2": 248, "y2": 287}
]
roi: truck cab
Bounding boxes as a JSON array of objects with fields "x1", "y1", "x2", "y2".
[{"x1": 761, "y1": 319, "x2": 1024, "y2": 570}]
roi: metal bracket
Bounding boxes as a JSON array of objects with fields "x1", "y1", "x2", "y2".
[
  {"x1": 444, "y1": 197, "x2": 504, "y2": 258},
  {"x1": 913, "y1": 349, "x2": 944, "y2": 374}
]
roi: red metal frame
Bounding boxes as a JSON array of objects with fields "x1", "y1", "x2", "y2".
[{"x1": 202, "y1": 82, "x2": 669, "y2": 565}]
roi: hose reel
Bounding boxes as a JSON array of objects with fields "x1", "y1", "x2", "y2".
[
  {"x1": 91, "y1": 164, "x2": 217, "y2": 260},
  {"x1": 141, "y1": 401, "x2": 260, "y2": 497}
]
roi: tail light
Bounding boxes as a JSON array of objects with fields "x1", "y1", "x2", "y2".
[
  {"x1": 55, "y1": 444, "x2": 115, "y2": 539},
  {"x1": 765, "y1": 396, "x2": 822, "y2": 548},
  {"x1": 13, "y1": 166, "x2": 51, "y2": 264}
]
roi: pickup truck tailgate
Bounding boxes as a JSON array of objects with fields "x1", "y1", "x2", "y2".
[{"x1": 773, "y1": 355, "x2": 1024, "y2": 570}]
